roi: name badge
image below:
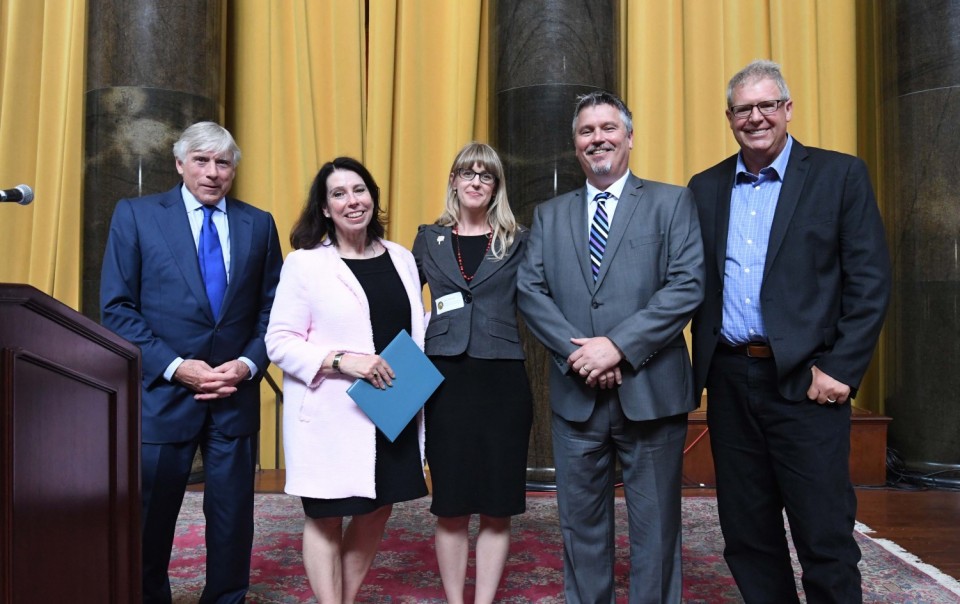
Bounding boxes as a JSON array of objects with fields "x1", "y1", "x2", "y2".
[{"x1": 435, "y1": 292, "x2": 465, "y2": 315}]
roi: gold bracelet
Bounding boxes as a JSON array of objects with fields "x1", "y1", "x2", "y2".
[{"x1": 332, "y1": 352, "x2": 344, "y2": 373}]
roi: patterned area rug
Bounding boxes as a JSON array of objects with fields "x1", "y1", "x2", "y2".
[{"x1": 170, "y1": 492, "x2": 960, "y2": 603}]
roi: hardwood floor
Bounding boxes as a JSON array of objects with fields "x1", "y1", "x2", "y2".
[
  {"x1": 854, "y1": 487, "x2": 960, "y2": 580},
  {"x1": 250, "y1": 470, "x2": 960, "y2": 582}
]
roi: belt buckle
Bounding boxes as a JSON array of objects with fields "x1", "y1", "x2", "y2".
[{"x1": 745, "y1": 343, "x2": 768, "y2": 358}]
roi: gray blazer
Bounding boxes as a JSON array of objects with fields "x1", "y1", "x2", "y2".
[
  {"x1": 413, "y1": 224, "x2": 528, "y2": 360},
  {"x1": 517, "y1": 173, "x2": 705, "y2": 422}
]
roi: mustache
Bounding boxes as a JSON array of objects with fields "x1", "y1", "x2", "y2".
[{"x1": 588, "y1": 144, "x2": 615, "y2": 155}]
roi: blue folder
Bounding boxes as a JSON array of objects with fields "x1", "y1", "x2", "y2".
[{"x1": 346, "y1": 330, "x2": 444, "y2": 442}]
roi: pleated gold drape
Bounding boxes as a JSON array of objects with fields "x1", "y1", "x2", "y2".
[
  {"x1": 0, "y1": 0, "x2": 871, "y2": 468},
  {"x1": 0, "y1": 0, "x2": 86, "y2": 306}
]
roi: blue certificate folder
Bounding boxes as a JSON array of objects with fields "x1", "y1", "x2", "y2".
[{"x1": 346, "y1": 330, "x2": 444, "y2": 442}]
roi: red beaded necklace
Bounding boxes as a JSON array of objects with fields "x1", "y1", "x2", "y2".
[{"x1": 452, "y1": 227, "x2": 492, "y2": 283}]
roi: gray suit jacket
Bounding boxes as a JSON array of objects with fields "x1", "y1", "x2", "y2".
[
  {"x1": 413, "y1": 224, "x2": 528, "y2": 360},
  {"x1": 518, "y1": 173, "x2": 705, "y2": 422}
]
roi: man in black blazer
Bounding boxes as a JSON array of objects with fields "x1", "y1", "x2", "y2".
[
  {"x1": 101, "y1": 122, "x2": 283, "y2": 603},
  {"x1": 688, "y1": 61, "x2": 891, "y2": 603},
  {"x1": 519, "y1": 91, "x2": 704, "y2": 603}
]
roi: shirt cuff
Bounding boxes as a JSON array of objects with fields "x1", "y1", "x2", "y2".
[
  {"x1": 240, "y1": 357, "x2": 258, "y2": 380},
  {"x1": 164, "y1": 357, "x2": 185, "y2": 382}
]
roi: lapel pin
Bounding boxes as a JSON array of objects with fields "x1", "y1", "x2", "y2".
[{"x1": 437, "y1": 235, "x2": 445, "y2": 245}]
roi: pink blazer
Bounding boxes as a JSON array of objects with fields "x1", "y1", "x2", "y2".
[{"x1": 266, "y1": 240, "x2": 426, "y2": 499}]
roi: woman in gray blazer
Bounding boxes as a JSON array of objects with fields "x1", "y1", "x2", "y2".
[{"x1": 412, "y1": 142, "x2": 532, "y2": 604}]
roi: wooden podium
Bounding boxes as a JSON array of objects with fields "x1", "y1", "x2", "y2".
[{"x1": 0, "y1": 284, "x2": 141, "y2": 603}]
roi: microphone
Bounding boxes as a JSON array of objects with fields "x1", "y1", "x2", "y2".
[{"x1": 0, "y1": 184, "x2": 34, "y2": 205}]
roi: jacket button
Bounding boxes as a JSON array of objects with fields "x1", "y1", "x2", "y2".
[
  {"x1": 592, "y1": 301, "x2": 600, "y2": 309},
  {"x1": 464, "y1": 292, "x2": 473, "y2": 303}
]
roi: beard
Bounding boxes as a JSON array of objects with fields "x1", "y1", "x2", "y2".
[{"x1": 589, "y1": 159, "x2": 612, "y2": 176}]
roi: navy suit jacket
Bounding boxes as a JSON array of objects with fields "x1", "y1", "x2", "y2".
[
  {"x1": 413, "y1": 224, "x2": 528, "y2": 360},
  {"x1": 688, "y1": 140, "x2": 891, "y2": 402},
  {"x1": 101, "y1": 184, "x2": 283, "y2": 443}
]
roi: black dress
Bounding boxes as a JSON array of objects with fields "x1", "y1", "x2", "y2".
[
  {"x1": 301, "y1": 252, "x2": 428, "y2": 518},
  {"x1": 426, "y1": 233, "x2": 533, "y2": 518}
]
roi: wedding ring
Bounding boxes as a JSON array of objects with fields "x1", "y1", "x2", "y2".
[{"x1": 826, "y1": 398, "x2": 837, "y2": 403}]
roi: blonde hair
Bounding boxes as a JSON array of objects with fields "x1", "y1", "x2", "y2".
[{"x1": 436, "y1": 142, "x2": 517, "y2": 260}]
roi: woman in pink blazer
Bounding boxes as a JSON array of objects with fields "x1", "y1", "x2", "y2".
[{"x1": 266, "y1": 157, "x2": 427, "y2": 602}]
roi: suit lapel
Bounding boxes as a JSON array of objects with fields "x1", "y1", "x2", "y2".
[
  {"x1": 426, "y1": 225, "x2": 469, "y2": 288},
  {"x1": 221, "y1": 199, "x2": 253, "y2": 319},
  {"x1": 715, "y1": 165, "x2": 735, "y2": 280},
  {"x1": 764, "y1": 141, "x2": 810, "y2": 280},
  {"x1": 469, "y1": 230, "x2": 521, "y2": 288},
  {"x1": 565, "y1": 188, "x2": 594, "y2": 288},
  {"x1": 595, "y1": 176, "x2": 642, "y2": 288},
  {"x1": 155, "y1": 188, "x2": 213, "y2": 321}
]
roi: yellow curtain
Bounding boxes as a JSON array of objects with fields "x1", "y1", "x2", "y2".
[
  {"x1": 0, "y1": 0, "x2": 86, "y2": 306},
  {"x1": 0, "y1": 0, "x2": 869, "y2": 465},
  {"x1": 624, "y1": 0, "x2": 858, "y2": 185},
  {"x1": 227, "y1": 0, "x2": 489, "y2": 467}
]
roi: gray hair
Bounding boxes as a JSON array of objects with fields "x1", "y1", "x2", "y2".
[
  {"x1": 172, "y1": 122, "x2": 241, "y2": 165},
  {"x1": 571, "y1": 90, "x2": 633, "y2": 138},
  {"x1": 726, "y1": 60, "x2": 791, "y2": 107}
]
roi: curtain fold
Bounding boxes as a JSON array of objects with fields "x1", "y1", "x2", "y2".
[{"x1": 0, "y1": 0, "x2": 86, "y2": 306}]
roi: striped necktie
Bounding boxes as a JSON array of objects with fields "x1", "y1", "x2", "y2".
[
  {"x1": 589, "y1": 192, "x2": 612, "y2": 281},
  {"x1": 199, "y1": 205, "x2": 227, "y2": 319}
]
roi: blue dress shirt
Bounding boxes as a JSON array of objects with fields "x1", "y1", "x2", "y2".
[{"x1": 721, "y1": 136, "x2": 794, "y2": 345}]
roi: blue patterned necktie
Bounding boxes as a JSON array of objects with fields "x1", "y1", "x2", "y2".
[
  {"x1": 199, "y1": 205, "x2": 227, "y2": 318},
  {"x1": 589, "y1": 192, "x2": 612, "y2": 281}
]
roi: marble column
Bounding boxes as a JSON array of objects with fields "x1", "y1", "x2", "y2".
[
  {"x1": 82, "y1": 0, "x2": 224, "y2": 319},
  {"x1": 879, "y1": 1, "x2": 960, "y2": 469},
  {"x1": 492, "y1": 0, "x2": 619, "y2": 485}
]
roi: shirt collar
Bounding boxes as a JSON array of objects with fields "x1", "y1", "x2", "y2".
[
  {"x1": 585, "y1": 170, "x2": 631, "y2": 202},
  {"x1": 180, "y1": 184, "x2": 227, "y2": 213},
  {"x1": 735, "y1": 135, "x2": 793, "y2": 183}
]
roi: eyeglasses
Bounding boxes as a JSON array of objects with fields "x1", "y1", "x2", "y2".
[
  {"x1": 728, "y1": 99, "x2": 787, "y2": 119},
  {"x1": 457, "y1": 169, "x2": 496, "y2": 185}
]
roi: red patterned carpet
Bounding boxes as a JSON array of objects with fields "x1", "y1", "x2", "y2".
[{"x1": 170, "y1": 492, "x2": 960, "y2": 603}]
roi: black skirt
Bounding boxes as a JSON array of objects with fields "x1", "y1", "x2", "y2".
[{"x1": 425, "y1": 355, "x2": 533, "y2": 517}]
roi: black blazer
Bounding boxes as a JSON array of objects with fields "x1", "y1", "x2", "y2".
[
  {"x1": 413, "y1": 224, "x2": 527, "y2": 360},
  {"x1": 688, "y1": 140, "x2": 891, "y2": 402}
]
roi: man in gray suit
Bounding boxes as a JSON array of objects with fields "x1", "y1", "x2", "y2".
[{"x1": 518, "y1": 91, "x2": 704, "y2": 603}]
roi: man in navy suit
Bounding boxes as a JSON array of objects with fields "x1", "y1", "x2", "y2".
[
  {"x1": 101, "y1": 122, "x2": 283, "y2": 603},
  {"x1": 688, "y1": 61, "x2": 891, "y2": 603}
]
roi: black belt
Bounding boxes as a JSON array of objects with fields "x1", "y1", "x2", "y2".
[{"x1": 719, "y1": 342, "x2": 773, "y2": 358}]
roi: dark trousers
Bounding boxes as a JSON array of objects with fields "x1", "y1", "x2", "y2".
[
  {"x1": 141, "y1": 411, "x2": 256, "y2": 604},
  {"x1": 552, "y1": 390, "x2": 687, "y2": 604},
  {"x1": 707, "y1": 349, "x2": 861, "y2": 604}
]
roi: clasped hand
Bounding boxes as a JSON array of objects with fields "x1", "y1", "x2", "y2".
[
  {"x1": 174, "y1": 359, "x2": 250, "y2": 401},
  {"x1": 567, "y1": 336, "x2": 623, "y2": 389}
]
